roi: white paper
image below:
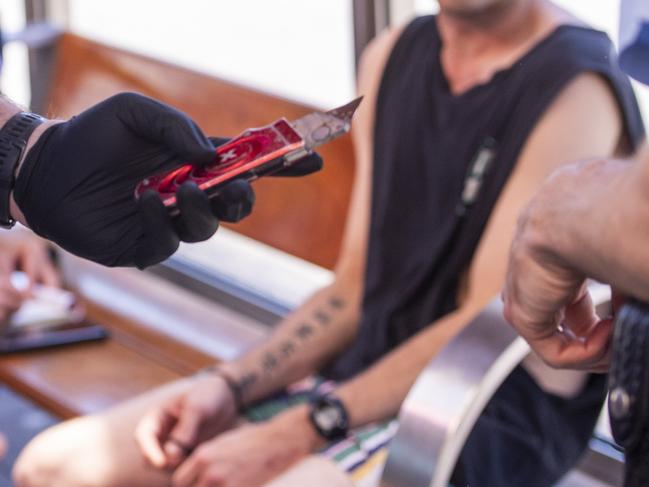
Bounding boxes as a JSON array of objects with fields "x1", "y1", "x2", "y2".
[{"x1": 9, "y1": 272, "x2": 81, "y2": 329}]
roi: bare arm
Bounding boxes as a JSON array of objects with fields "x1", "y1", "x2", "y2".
[
  {"x1": 503, "y1": 78, "x2": 639, "y2": 370},
  {"x1": 330, "y1": 71, "x2": 623, "y2": 424},
  {"x1": 143, "y1": 37, "x2": 627, "y2": 487},
  {"x1": 533, "y1": 146, "x2": 649, "y2": 300},
  {"x1": 216, "y1": 26, "x2": 387, "y2": 406},
  {"x1": 306, "y1": 70, "x2": 624, "y2": 427},
  {"x1": 135, "y1": 30, "x2": 385, "y2": 468},
  {"x1": 219, "y1": 282, "x2": 362, "y2": 404}
]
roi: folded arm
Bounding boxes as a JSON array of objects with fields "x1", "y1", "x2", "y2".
[
  {"x1": 503, "y1": 74, "x2": 631, "y2": 370},
  {"x1": 533, "y1": 146, "x2": 649, "y2": 300}
]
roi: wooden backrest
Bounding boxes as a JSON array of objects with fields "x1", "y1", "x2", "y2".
[{"x1": 44, "y1": 33, "x2": 355, "y2": 270}]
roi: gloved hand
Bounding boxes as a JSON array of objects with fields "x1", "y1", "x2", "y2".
[{"x1": 12, "y1": 93, "x2": 322, "y2": 268}]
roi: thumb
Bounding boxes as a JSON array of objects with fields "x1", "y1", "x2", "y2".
[
  {"x1": 114, "y1": 92, "x2": 216, "y2": 164},
  {"x1": 163, "y1": 410, "x2": 204, "y2": 467}
]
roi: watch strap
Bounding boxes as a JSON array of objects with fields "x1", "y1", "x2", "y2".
[{"x1": 0, "y1": 112, "x2": 44, "y2": 228}]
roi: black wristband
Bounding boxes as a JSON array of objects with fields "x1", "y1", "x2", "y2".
[
  {"x1": 0, "y1": 112, "x2": 44, "y2": 228},
  {"x1": 199, "y1": 365, "x2": 244, "y2": 411}
]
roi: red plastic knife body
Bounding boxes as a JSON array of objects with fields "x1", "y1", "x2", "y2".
[{"x1": 135, "y1": 118, "x2": 304, "y2": 208}]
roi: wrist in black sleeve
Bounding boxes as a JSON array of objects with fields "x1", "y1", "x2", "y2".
[{"x1": 0, "y1": 112, "x2": 44, "y2": 228}]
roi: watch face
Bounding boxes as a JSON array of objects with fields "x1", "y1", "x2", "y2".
[
  {"x1": 315, "y1": 404, "x2": 343, "y2": 431},
  {"x1": 310, "y1": 395, "x2": 349, "y2": 441}
]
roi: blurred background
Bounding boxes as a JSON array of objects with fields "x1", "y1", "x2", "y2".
[
  {"x1": 1, "y1": 0, "x2": 648, "y2": 111},
  {"x1": 0, "y1": 3, "x2": 640, "y2": 485},
  {"x1": 0, "y1": 0, "x2": 644, "y2": 284}
]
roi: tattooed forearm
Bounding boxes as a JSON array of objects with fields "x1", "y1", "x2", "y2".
[
  {"x1": 234, "y1": 371, "x2": 259, "y2": 399},
  {"x1": 233, "y1": 295, "x2": 349, "y2": 404},
  {"x1": 329, "y1": 296, "x2": 345, "y2": 309},
  {"x1": 275, "y1": 296, "x2": 346, "y2": 361},
  {"x1": 314, "y1": 310, "x2": 331, "y2": 326},
  {"x1": 296, "y1": 323, "x2": 315, "y2": 340},
  {"x1": 280, "y1": 340, "x2": 297, "y2": 358},
  {"x1": 263, "y1": 296, "x2": 346, "y2": 372},
  {"x1": 262, "y1": 351, "x2": 279, "y2": 372}
]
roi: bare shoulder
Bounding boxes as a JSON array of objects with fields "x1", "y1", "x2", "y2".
[
  {"x1": 357, "y1": 27, "x2": 405, "y2": 95},
  {"x1": 353, "y1": 26, "x2": 405, "y2": 150},
  {"x1": 555, "y1": 71, "x2": 621, "y2": 108},
  {"x1": 534, "y1": 71, "x2": 624, "y2": 156},
  {"x1": 336, "y1": 27, "x2": 406, "y2": 278},
  {"x1": 351, "y1": 26, "x2": 406, "y2": 165}
]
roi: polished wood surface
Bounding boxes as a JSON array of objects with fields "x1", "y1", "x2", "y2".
[
  {"x1": 46, "y1": 33, "x2": 355, "y2": 270},
  {"x1": 0, "y1": 300, "x2": 217, "y2": 419}
]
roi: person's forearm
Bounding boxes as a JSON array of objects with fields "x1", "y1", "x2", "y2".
[
  {"x1": 266, "y1": 305, "x2": 480, "y2": 454},
  {"x1": 536, "y1": 150, "x2": 649, "y2": 301},
  {"x1": 0, "y1": 94, "x2": 22, "y2": 123},
  {"x1": 219, "y1": 277, "x2": 362, "y2": 406},
  {"x1": 337, "y1": 306, "x2": 477, "y2": 427}
]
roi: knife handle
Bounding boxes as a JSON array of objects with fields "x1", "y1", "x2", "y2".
[{"x1": 135, "y1": 118, "x2": 305, "y2": 208}]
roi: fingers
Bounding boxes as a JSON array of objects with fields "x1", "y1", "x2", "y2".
[
  {"x1": 197, "y1": 473, "x2": 221, "y2": 487},
  {"x1": 172, "y1": 448, "x2": 202, "y2": 487},
  {"x1": 164, "y1": 408, "x2": 205, "y2": 468},
  {"x1": 273, "y1": 152, "x2": 323, "y2": 177},
  {"x1": 137, "y1": 178, "x2": 254, "y2": 267},
  {"x1": 562, "y1": 289, "x2": 599, "y2": 337},
  {"x1": 38, "y1": 259, "x2": 62, "y2": 288},
  {"x1": 207, "y1": 137, "x2": 230, "y2": 149},
  {"x1": 135, "y1": 409, "x2": 173, "y2": 469},
  {"x1": 0, "y1": 253, "x2": 13, "y2": 279},
  {"x1": 114, "y1": 93, "x2": 216, "y2": 165},
  {"x1": 135, "y1": 191, "x2": 180, "y2": 269},
  {"x1": 210, "y1": 180, "x2": 255, "y2": 223},
  {"x1": 175, "y1": 183, "x2": 219, "y2": 243},
  {"x1": 19, "y1": 242, "x2": 61, "y2": 288},
  {"x1": 0, "y1": 277, "x2": 23, "y2": 324},
  {"x1": 531, "y1": 317, "x2": 613, "y2": 371}
]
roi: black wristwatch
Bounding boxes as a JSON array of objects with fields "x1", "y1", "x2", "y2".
[
  {"x1": 0, "y1": 112, "x2": 44, "y2": 228},
  {"x1": 308, "y1": 393, "x2": 350, "y2": 442}
]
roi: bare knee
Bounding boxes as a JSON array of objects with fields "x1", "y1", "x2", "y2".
[
  {"x1": 13, "y1": 417, "x2": 113, "y2": 487},
  {"x1": 14, "y1": 424, "x2": 68, "y2": 487}
]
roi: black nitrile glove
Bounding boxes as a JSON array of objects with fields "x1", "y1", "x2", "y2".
[{"x1": 13, "y1": 93, "x2": 322, "y2": 268}]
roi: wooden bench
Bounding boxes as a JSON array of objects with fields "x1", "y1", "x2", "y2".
[{"x1": 0, "y1": 32, "x2": 355, "y2": 419}]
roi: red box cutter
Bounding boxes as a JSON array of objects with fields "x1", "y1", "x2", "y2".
[{"x1": 134, "y1": 97, "x2": 363, "y2": 212}]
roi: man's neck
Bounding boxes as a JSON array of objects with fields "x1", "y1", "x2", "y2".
[{"x1": 437, "y1": 0, "x2": 559, "y2": 94}]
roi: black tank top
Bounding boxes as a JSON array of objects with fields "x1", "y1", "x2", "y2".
[{"x1": 325, "y1": 17, "x2": 645, "y2": 380}]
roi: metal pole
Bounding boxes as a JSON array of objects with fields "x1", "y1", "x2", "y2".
[
  {"x1": 24, "y1": 0, "x2": 58, "y2": 113},
  {"x1": 353, "y1": 0, "x2": 390, "y2": 69}
]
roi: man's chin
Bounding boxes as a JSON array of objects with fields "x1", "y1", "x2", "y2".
[{"x1": 439, "y1": 0, "x2": 517, "y2": 21}]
